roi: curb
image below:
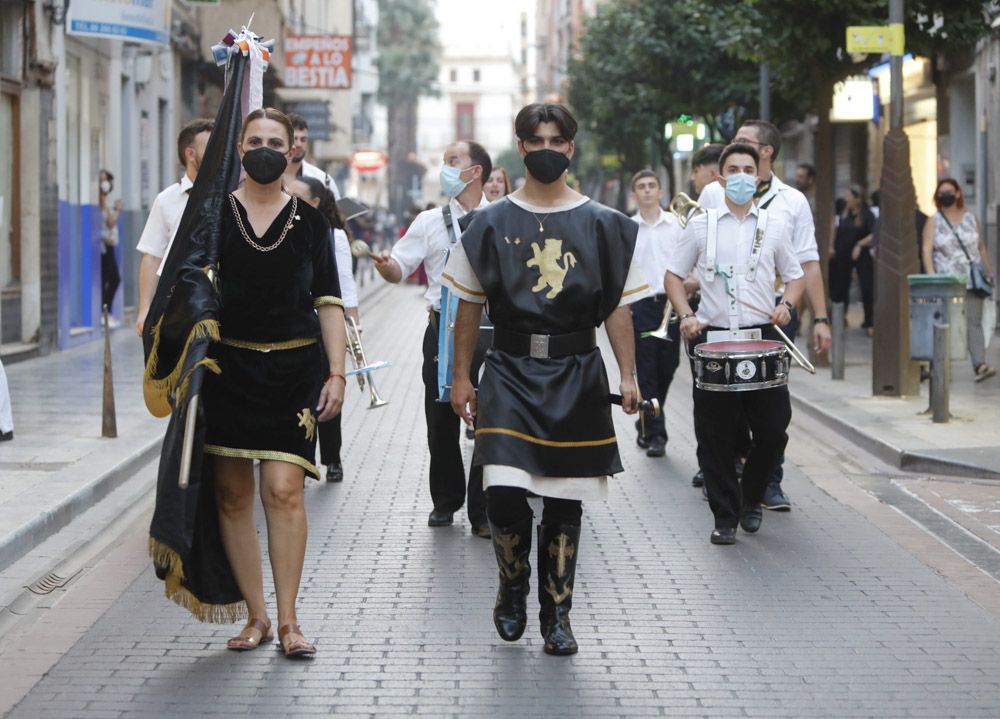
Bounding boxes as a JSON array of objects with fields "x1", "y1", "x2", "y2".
[
  {"x1": 0, "y1": 436, "x2": 164, "y2": 574},
  {"x1": 789, "y1": 392, "x2": 1000, "y2": 480}
]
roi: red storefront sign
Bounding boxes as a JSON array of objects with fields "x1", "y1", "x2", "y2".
[{"x1": 284, "y1": 35, "x2": 352, "y2": 89}]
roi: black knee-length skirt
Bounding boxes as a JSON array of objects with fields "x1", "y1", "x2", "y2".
[{"x1": 203, "y1": 340, "x2": 324, "y2": 478}]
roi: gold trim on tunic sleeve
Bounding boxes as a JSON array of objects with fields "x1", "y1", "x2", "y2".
[
  {"x1": 621, "y1": 283, "x2": 651, "y2": 298},
  {"x1": 203, "y1": 444, "x2": 320, "y2": 479},
  {"x1": 475, "y1": 427, "x2": 618, "y2": 448},
  {"x1": 313, "y1": 296, "x2": 344, "y2": 308},
  {"x1": 441, "y1": 272, "x2": 487, "y2": 297}
]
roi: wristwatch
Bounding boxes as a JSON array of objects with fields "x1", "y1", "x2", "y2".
[
  {"x1": 680, "y1": 313, "x2": 695, "y2": 321},
  {"x1": 779, "y1": 299, "x2": 794, "y2": 311},
  {"x1": 813, "y1": 316, "x2": 830, "y2": 325}
]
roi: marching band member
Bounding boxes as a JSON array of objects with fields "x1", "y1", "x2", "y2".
[
  {"x1": 629, "y1": 170, "x2": 681, "y2": 457},
  {"x1": 444, "y1": 104, "x2": 647, "y2": 654},
  {"x1": 665, "y1": 143, "x2": 804, "y2": 545},
  {"x1": 697, "y1": 120, "x2": 831, "y2": 511},
  {"x1": 372, "y1": 141, "x2": 491, "y2": 535}
]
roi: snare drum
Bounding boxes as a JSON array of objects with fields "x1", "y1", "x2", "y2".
[{"x1": 693, "y1": 340, "x2": 789, "y2": 392}]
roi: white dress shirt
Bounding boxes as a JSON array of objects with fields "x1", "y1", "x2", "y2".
[
  {"x1": 665, "y1": 203, "x2": 803, "y2": 328},
  {"x1": 631, "y1": 207, "x2": 681, "y2": 295},
  {"x1": 698, "y1": 173, "x2": 819, "y2": 265},
  {"x1": 391, "y1": 194, "x2": 489, "y2": 311},
  {"x1": 136, "y1": 174, "x2": 193, "y2": 258},
  {"x1": 333, "y1": 228, "x2": 357, "y2": 308}
]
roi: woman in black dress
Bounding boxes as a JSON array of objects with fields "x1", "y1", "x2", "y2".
[
  {"x1": 829, "y1": 185, "x2": 876, "y2": 331},
  {"x1": 205, "y1": 107, "x2": 346, "y2": 657}
]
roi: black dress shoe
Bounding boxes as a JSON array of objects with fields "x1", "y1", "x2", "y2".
[
  {"x1": 710, "y1": 528, "x2": 736, "y2": 545},
  {"x1": 634, "y1": 420, "x2": 649, "y2": 449},
  {"x1": 428, "y1": 509, "x2": 454, "y2": 527},
  {"x1": 325, "y1": 463, "x2": 343, "y2": 483},
  {"x1": 646, "y1": 437, "x2": 666, "y2": 458},
  {"x1": 471, "y1": 522, "x2": 492, "y2": 539},
  {"x1": 0, "y1": 430, "x2": 12, "y2": 442},
  {"x1": 691, "y1": 469, "x2": 704, "y2": 487},
  {"x1": 761, "y1": 483, "x2": 791, "y2": 511},
  {"x1": 739, "y1": 505, "x2": 762, "y2": 533}
]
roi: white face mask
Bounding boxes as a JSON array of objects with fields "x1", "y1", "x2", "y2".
[{"x1": 100, "y1": 180, "x2": 112, "y2": 195}]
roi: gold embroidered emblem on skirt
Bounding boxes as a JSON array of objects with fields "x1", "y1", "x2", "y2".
[{"x1": 297, "y1": 408, "x2": 317, "y2": 441}]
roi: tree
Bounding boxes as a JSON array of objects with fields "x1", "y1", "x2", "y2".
[{"x1": 376, "y1": 0, "x2": 441, "y2": 216}]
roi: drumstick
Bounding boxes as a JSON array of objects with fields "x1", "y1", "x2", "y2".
[
  {"x1": 734, "y1": 298, "x2": 817, "y2": 374},
  {"x1": 350, "y1": 238, "x2": 382, "y2": 261}
]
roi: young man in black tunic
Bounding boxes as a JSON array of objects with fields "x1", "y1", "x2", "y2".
[{"x1": 443, "y1": 103, "x2": 648, "y2": 655}]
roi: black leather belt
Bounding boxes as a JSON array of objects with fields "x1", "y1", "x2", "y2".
[{"x1": 492, "y1": 326, "x2": 597, "y2": 359}]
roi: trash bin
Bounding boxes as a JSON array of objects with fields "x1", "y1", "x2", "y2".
[{"x1": 908, "y1": 274, "x2": 967, "y2": 361}]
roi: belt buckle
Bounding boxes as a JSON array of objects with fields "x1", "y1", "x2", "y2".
[{"x1": 529, "y1": 333, "x2": 550, "y2": 359}]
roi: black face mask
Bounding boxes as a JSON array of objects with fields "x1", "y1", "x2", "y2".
[
  {"x1": 938, "y1": 192, "x2": 957, "y2": 208},
  {"x1": 524, "y1": 149, "x2": 570, "y2": 184},
  {"x1": 242, "y1": 147, "x2": 288, "y2": 184}
]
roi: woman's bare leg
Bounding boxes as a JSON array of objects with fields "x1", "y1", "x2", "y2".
[
  {"x1": 214, "y1": 456, "x2": 269, "y2": 640},
  {"x1": 259, "y1": 460, "x2": 308, "y2": 646}
]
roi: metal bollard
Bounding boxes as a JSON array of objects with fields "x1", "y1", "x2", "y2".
[
  {"x1": 831, "y1": 302, "x2": 845, "y2": 380},
  {"x1": 930, "y1": 323, "x2": 950, "y2": 423}
]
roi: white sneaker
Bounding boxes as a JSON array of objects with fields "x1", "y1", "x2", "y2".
[{"x1": 974, "y1": 364, "x2": 996, "y2": 383}]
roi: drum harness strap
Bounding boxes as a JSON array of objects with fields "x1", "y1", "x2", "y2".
[{"x1": 705, "y1": 207, "x2": 770, "y2": 332}]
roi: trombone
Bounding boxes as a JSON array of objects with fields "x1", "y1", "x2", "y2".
[
  {"x1": 642, "y1": 193, "x2": 706, "y2": 341},
  {"x1": 345, "y1": 316, "x2": 389, "y2": 408}
]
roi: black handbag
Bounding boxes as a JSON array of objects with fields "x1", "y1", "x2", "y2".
[{"x1": 940, "y1": 213, "x2": 994, "y2": 297}]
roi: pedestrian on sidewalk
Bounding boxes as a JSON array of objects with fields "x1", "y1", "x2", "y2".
[
  {"x1": 666, "y1": 143, "x2": 805, "y2": 546},
  {"x1": 135, "y1": 119, "x2": 214, "y2": 336},
  {"x1": 98, "y1": 170, "x2": 122, "y2": 322},
  {"x1": 829, "y1": 184, "x2": 876, "y2": 334},
  {"x1": 371, "y1": 140, "x2": 492, "y2": 535},
  {"x1": 0, "y1": 358, "x2": 12, "y2": 441},
  {"x1": 921, "y1": 178, "x2": 996, "y2": 382},
  {"x1": 445, "y1": 103, "x2": 646, "y2": 655},
  {"x1": 290, "y1": 175, "x2": 359, "y2": 483},
  {"x1": 697, "y1": 121, "x2": 831, "y2": 512},
  {"x1": 284, "y1": 113, "x2": 341, "y2": 198},
  {"x1": 629, "y1": 169, "x2": 681, "y2": 458}
]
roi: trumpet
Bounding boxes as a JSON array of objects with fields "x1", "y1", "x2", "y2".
[
  {"x1": 345, "y1": 316, "x2": 389, "y2": 409},
  {"x1": 642, "y1": 193, "x2": 706, "y2": 341}
]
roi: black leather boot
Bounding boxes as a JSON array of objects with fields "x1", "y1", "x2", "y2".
[
  {"x1": 488, "y1": 515, "x2": 533, "y2": 641},
  {"x1": 537, "y1": 523, "x2": 580, "y2": 655}
]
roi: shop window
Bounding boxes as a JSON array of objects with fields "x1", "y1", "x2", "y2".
[
  {"x1": 0, "y1": 5, "x2": 22, "y2": 80},
  {"x1": 0, "y1": 88, "x2": 19, "y2": 286}
]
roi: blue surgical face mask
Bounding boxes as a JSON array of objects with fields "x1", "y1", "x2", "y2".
[
  {"x1": 439, "y1": 164, "x2": 470, "y2": 198},
  {"x1": 723, "y1": 172, "x2": 757, "y2": 205}
]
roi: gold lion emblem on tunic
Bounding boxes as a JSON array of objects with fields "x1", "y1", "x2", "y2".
[{"x1": 526, "y1": 239, "x2": 577, "y2": 299}]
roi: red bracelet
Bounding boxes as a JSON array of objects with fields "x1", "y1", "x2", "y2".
[{"x1": 325, "y1": 372, "x2": 346, "y2": 384}]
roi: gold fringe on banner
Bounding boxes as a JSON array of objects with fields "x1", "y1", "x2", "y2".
[
  {"x1": 143, "y1": 317, "x2": 221, "y2": 417},
  {"x1": 148, "y1": 537, "x2": 247, "y2": 624}
]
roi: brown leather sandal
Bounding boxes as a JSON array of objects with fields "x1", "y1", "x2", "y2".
[
  {"x1": 227, "y1": 618, "x2": 273, "y2": 651},
  {"x1": 277, "y1": 623, "x2": 317, "y2": 658}
]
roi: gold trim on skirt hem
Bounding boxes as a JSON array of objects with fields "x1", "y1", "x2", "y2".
[
  {"x1": 148, "y1": 537, "x2": 248, "y2": 624},
  {"x1": 203, "y1": 444, "x2": 320, "y2": 479},
  {"x1": 476, "y1": 427, "x2": 618, "y2": 448},
  {"x1": 219, "y1": 336, "x2": 317, "y2": 352}
]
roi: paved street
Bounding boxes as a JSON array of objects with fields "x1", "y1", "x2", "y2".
[{"x1": 3, "y1": 285, "x2": 1000, "y2": 718}]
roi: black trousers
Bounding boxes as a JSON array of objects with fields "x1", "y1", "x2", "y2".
[
  {"x1": 101, "y1": 249, "x2": 120, "y2": 310},
  {"x1": 631, "y1": 296, "x2": 680, "y2": 440},
  {"x1": 422, "y1": 318, "x2": 486, "y2": 524},
  {"x1": 691, "y1": 326, "x2": 791, "y2": 527},
  {"x1": 829, "y1": 244, "x2": 874, "y2": 327},
  {"x1": 318, "y1": 413, "x2": 341, "y2": 466},
  {"x1": 486, "y1": 486, "x2": 582, "y2": 527}
]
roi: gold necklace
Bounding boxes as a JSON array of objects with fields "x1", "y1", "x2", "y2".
[
  {"x1": 528, "y1": 209, "x2": 551, "y2": 233},
  {"x1": 229, "y1": 194, "x2": 298, "y2": 252}
]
